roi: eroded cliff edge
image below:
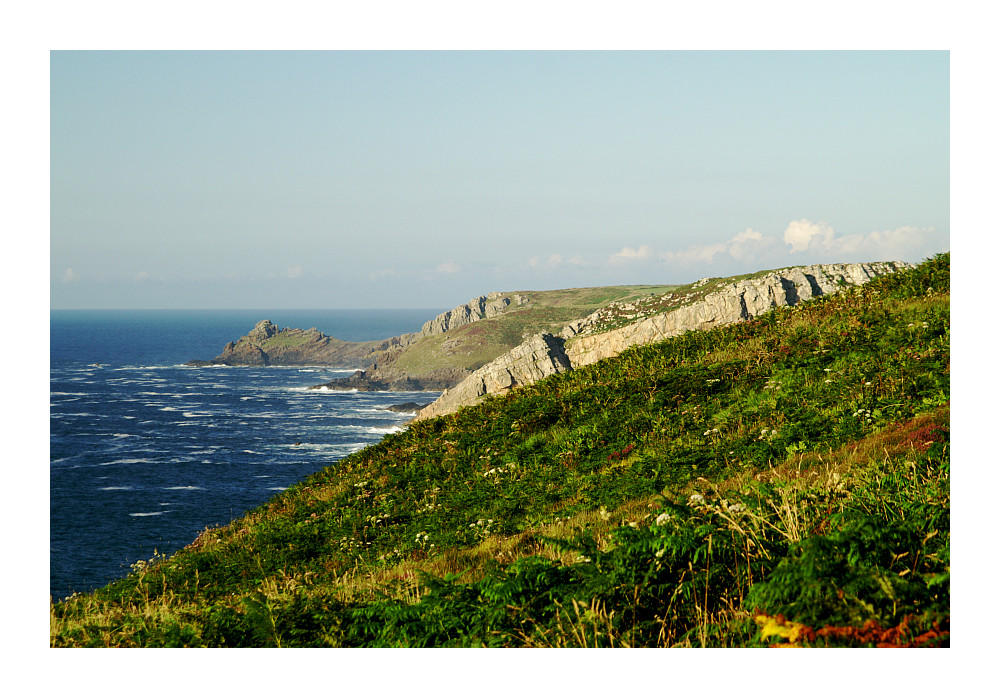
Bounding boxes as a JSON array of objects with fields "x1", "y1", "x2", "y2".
[{"x1": 414, "y1": 261, "x2": 913, "y2": 420}]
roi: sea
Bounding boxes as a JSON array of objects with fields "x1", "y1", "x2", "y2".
[{"x1": 49, "y1": 309, "x2": 443, "y2": 602}]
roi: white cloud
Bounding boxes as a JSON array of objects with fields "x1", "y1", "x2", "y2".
[
  {"x1": 135, "y1": 270, "x2": 151, "y2": 282},
  {"x1": 436, "y1": 260, "x2": 460, "y2": 275},
  {"x1": 726, "y1": 228, "x2": 771, "y2": 260},
  {"x1": 783, "y1": 219, "x2": 836, "y2": 252},
  {"x1": 608, "y1": 245, "x2": 655, "y2": 264},
  {"x1": 62, "y1": 268, "x2": 80, "y2": 283},
  {"x1": 783, "y1": 219, "x2": 935, "y2": 259},
  {"x1": 660, "y1": 228, "x2": 776, "y2": 266},
  {"x1": 287, "y1": 264, "x2": 303, "y2": 278}
]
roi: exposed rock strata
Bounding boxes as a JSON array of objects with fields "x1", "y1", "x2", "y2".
[
  {"x1": 566, "y1": 262, "x2": 910, "y2": 368},
  {"x1": 415, "y1": 261, "x2": 912, "y2": 421},
  {"x1": 415, "y1": 333, "x2": 572, "y2": 420},
  {"x1": 418, "y1": 292, "x2": 528, "y2": 336}
]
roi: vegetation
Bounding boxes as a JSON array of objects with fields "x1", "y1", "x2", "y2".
[{"x1": 50, "y1": 254, "x2": 949, "y2": 647}]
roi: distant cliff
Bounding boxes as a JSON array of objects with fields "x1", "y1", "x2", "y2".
[
  {"x1": 414, "y1": 261, "x2": 913, "y2": 420},
  {"x1": 186, "y1": 320, "x2": 380, "y2": 368}
]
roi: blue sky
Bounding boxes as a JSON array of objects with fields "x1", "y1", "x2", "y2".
[{"x1": 50, "y1": 50, "x2": 949, "y2": 309}]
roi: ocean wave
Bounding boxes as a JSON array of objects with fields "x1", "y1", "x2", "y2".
[
  {"x1": 113, "y1": 365, "x2": 180, "y2": 371},
  {"x1": 98, "y1": 486, "x2": 133, "y2": 491},
  {"x1": 163, "y1": 486, "x2": 203, "y2": 490},
  {"x1": 129, "y1": 512, "x2": 166, "y2": 517},
  {"x1": 301, "y1": 386, "x2": 358, "y2": 394},
  {"x1": 363, "y1": 425, "x2": 404, "y2": 435}
]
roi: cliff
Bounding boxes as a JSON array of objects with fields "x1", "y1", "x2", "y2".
[{"x1": 415, "y1": 261, "x2": 913, "y2": 420}]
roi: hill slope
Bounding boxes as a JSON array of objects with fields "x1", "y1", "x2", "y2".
[{"x1": 52, "y1": 254, "x2": 949, "y2": 647}]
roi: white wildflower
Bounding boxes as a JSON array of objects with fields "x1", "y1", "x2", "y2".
[{"x1": 655, "y1": 512, "x2": 671, "y2": 525}]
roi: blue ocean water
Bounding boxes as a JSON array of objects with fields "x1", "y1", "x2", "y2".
[{"x1": 50, "y1": 309, "x2": 443, "y2": 601}]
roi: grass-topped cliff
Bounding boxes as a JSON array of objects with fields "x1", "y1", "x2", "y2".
[
  {"x1": 51, "y1": 254, "x2": 949, "y2": 647},
  {"x1": 192, "y1": 285, "x2": 680, "y2": 389}
]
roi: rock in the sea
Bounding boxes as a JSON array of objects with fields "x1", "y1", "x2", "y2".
[{"x1": 385, "y1": 402, "x2": 432, "y2": 413}]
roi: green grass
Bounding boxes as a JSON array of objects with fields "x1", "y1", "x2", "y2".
[{"x1": 50, "y1": 254, "x2": 949, "y2": 647}]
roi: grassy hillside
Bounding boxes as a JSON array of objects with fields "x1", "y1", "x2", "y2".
[{"x1": 50, "y1": 255, "x2": 949, "y2": 647}]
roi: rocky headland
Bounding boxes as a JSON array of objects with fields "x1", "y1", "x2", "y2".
[
  {"x1": 187, "y1": 261, "x2": 912, "y2": 418},
  {"x1": 186, "y1": 293, "x2": 535, "y2": 391},
  {"x1": 414, "y1": 261, "x2": 913, "y2": 420}
]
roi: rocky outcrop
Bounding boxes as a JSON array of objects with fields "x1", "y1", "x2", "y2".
[
  {"x1": 414, "y1": 332, "x2": 572, "y2": 420},
  {"x1": 187, "y1": 320, "x2": 379, "y2": 367},
  {"x1": 309, "y1": 367, "x2": 465, "y2": 392},
  {"x1": 567, "y1": 262, "x2": 911, "y2": 368},
  {"x1": 418, "y1": 292, "x2": 528, "y2": 336},
  {"x1": 188, "y1": 293, "x2": 528, "y2": 373},
  {"x1": 415, "y1": 261, "x2": 912, "y2": 421}
]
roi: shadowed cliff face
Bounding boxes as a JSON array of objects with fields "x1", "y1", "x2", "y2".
[{"x1": 414, "y1": 261, "x2": 914, "y2": 420}]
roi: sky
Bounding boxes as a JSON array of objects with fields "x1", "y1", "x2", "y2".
[{"x1": 49, "y1": 49, "x2": 950, "y2": 309}]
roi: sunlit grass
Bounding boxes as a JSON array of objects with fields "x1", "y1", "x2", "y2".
[{"x1": 51, "y1": 254, "x2": 950, "y2": 647}]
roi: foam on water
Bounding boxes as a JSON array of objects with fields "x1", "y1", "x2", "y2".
[{"x1": 50, "y1": 307, "x2": 442, "y2": 601}]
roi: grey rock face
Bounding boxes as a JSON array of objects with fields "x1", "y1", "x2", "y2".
[
  {"x1": 415, "y1": 261, "x2": 912, "y2": 421},
  {"x1": 248, "y1": 319, "x2": 279, "y2": 341},
  {"x1": 419, "y1": 292, "x2": 527, "y2": 336},
  {"x1": 566, "y1": 261, "x2": 911, "y2": 368},
  {"x1": 415, "y1": 332, "x2": 571, "y2": 420}
]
